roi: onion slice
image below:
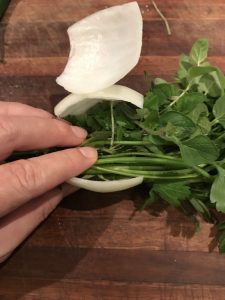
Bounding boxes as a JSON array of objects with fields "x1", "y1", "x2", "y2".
[
  {"x1": 54, "y1": 1, "x2": 144, "y2": 193},
  {"x1": 54, "y1": 84, "x2": 144, "y2": 117},
  {"x1": 67, "y1": 176, "x2": 144, "y2": 193},
  {"x1": 56, "y1": 1, "x2": 143, "y2": 94}
]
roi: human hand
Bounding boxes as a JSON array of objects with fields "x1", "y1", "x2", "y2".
[{"x1": 0, "y1": 101, "x2": 97, "y2": 263}]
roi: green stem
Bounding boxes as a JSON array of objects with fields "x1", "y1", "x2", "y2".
[
  {"x1": 99, "y1": 151, "x2": 180, "y2": 160},
  {"x1": 86, "y1": 165, "x2": 195, "y2": 176},
  {"x1": 95, "y1": 156, "x2": 187, "y2": 167},
  {"x1": 162, "y1": 82, "x2": 192, "y2": 112},
  {"x1": 192, "y1": 166, "x2": 212, "y2": 180},
  {"x1": 110, "y1": 101, "x2": 115, "y2": 148},
  {"x1": 86, "y1": 166, "x2": 201, "y2": 182},
  {"x1": 85, "y1": 140, "x2": 154, "y2": 147},
  {"x1": 98, "y1": 153, "x2": 212, "y2": 180}
]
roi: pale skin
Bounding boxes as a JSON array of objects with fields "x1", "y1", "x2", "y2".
[{"x1": 0, "y1": 102, "x2": 98, "y2": 263}]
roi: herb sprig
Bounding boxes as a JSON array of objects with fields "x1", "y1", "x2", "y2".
[{"x1": 64, "y1": 39, "x2": 225, "y2": 252}]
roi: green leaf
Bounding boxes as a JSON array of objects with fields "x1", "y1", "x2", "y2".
[
  {"x1": 144, "y1": 92, "x2": 159, "y2": 111},
  {"x1": 188, "y1": 66, "x2": 217, "y2": 82},
  {"x1": 88, "y1": 102, "x2": 112, "y2": 130},
  {"x1": 189, "y1": 198, "x2": 211, "y2": 219},
  {"x1": 114, "y1": 108, "x2": 135, "y2": 130},
  {"x1": 198, "y1": 74, "x2": 221, "y2": 97},
  {"x1": 136, "y1": 108, "x2": 150, "y2": 119},
  {"x1": 160, "y1": 111, "x2": 196, "y2": 140},
  {"x1": 189, "y1": 39, "x2": 208, "y2": 66},
  {"x1": 216, "y1": 221, "x2": 225, "y2": 231},
  {"x1": 116, "y1": 126, "x2": 123, "y2": 141},
  {"x1": 197, "y1": 116, "x2": 211, "y2": 135},
  {"x1": 175, "y1": 92, "x2": 206, "y2": 114},
  {"x1": 152, "y1": 83, "x2": 179, "y2": 107},
  {"x1": 180, "y1": 135, "x2": 219, "y2": 166},
  {"x1": 165, "y1": 122, "x2": 178, "y2": 140},
  {"x1": 210, "y1": 166, "x2": 225, "y2": 213},
  {"x1": 63, "y1": 114, "x2": 87, "y2": 128},
  {"x1": 124, "y1": 130, "x2": 143, "y2": 141},
  {"x1": 218, "y1": 231, "x2": 225, "y2": 253},
  {"x1": 152, "y1": 183, "x2": 191, "y2": 207},
  {"x1": 119, "y1": 102, "x2": 139, "y2": 120},
  {"x1": 187, "y1": 103, "x2": 208, "y2": 123},
  {"x1": 155, "y1": 83, "x2": 179, "y2": 98},
  {"x1": 143, "y1": 110, "x2": 159, "y2": 130},
  {"x1": 141, "y1": 190, "x2": 158, "y2": 210},
  {"x1": 154, "y1": 78, "x2": 167, "y2": 85},
  {"x1": 213, "y1": 95, "x2": 225, "y2": 128},
  {"x1": 212, "y1": 68, "x2": 225, "y2": 94},
  {"x1": 145, "y1": 134, "x2": 167, "y2": 146},
  {"x1": 86, "y1": 116, "x2": 102, "y2": 131},
  {"x1": 188, "y1": 66, "x2": 225, "y2": 95},
  {"x1": 175, "y1": 54, "x2": 193, "y2": 84}
]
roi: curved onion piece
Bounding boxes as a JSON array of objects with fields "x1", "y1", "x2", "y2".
[
  {"x1": 54, "y1": 84, "x2": 144, "y2": 117},
  {"x1": 56, "y1": 2, "x2": 143, "y2": 94},
  {"x1": 67, "y1": 176, "x2": 144, "y2": 193}
]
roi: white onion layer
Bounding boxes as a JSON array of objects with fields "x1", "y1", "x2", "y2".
[
  {"x1": 56, "y1": 1, "x2": 143, "y2": 94},
  {"x1": 54, "y1": 84, "x2": 144, "y2": 117},
  {"x1": 67, "y1": 176, "x2": 144, "y2": 193}
]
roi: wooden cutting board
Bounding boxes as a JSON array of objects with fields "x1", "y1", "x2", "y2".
[{"x1": 1, "y1": 1, "x2": 225, "y2": 299}]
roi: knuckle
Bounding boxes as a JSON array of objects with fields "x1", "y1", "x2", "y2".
[
  {"x1": 10, "y1": 159, "x2": 43, "y2": 195},
  {"x1": 0, "y1": 117, "x2": 16, "y2": 143}
]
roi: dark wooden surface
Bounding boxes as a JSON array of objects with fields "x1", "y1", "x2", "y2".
[{"x1": 1, "y1": 1, "x2": 225, "y2": 299}]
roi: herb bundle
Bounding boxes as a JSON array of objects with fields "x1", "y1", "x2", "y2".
[
  {"x1": 9, "y1": 39, "x2": 225, "y2": 252},
  {"x1": 63, "y1": 39, "x2": 225, "y2": 252}
]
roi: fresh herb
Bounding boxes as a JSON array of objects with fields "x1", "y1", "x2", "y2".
[
  {"x1": 9, "y1": 39, "x2": 225, "y2": 252},
  {"x1": 63, "y1": 39, "x2": 225, "y2": 252}
]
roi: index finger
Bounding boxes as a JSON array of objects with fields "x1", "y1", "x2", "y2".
[
  {"x1": 0, "y1": 115, "x2": 87, "y2": 160},
  {"x1": 0, "y1": 147, "x2": 97, "y2": 217}
]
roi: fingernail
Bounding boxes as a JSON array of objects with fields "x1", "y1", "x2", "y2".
[
  {"x1": 71, "y1": 126, "x2": 87, "y2": 139},
  {"x1": 79, "y1": 147, "x2": 97, "y2": 159}
]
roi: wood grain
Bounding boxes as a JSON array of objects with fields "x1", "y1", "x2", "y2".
[{"x1": 1, "y1": 0, "x2": 225, "y2": 299}]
